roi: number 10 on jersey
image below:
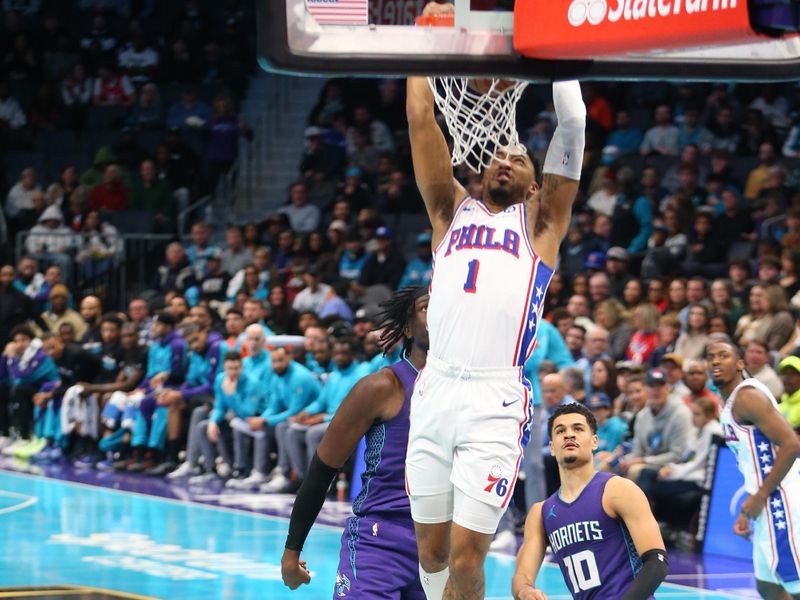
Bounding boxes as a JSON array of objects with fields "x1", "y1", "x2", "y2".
[{"x1": 463, "y1": 259, "x2": 480, "y2": 294}]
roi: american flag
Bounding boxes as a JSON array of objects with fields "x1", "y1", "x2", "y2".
[{"x1": 307, "y1": 0, "x2": 369, "y2": 25}]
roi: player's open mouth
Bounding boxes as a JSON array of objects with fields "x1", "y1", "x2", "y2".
[
  {"x1": 496, "y1": 172, "x2": 511, "y2": 183},
  {"x1": 711, "y1": 368, "x2": 722, "y2": 377}
]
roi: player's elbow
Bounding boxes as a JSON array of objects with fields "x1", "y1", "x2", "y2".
[{"x1": 783, "y1": 435, "x2": 800, "y2": 456}]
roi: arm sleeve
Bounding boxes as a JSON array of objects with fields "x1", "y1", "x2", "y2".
[
  {"x1": 620, "y1": 549, "x2": 669, "y2": 600},
  {"x1": 285, "y1": 452, "x2": 339, "y2": 552}
]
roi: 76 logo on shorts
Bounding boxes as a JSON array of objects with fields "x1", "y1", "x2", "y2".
[{"x1": 484, "y1": 465, "x2": 509, "y2": 497}]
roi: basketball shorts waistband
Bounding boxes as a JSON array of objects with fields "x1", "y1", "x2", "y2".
[{"x1": 425, "y1": 354, "x2": 523, "y2": 381}]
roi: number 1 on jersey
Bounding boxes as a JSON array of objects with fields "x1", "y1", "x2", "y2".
[{"x1": 463, "y1": 259, "x2": 480, "y2": 294}]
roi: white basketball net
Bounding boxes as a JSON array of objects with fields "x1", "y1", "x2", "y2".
[{"x1": 428, "y1": 77, "x2": 528, "y2": 173}]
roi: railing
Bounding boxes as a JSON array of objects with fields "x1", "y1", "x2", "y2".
[
  {"x1": 177, "y1": 195, "x2": 213, "y2": 236},
  {"x1": 15, "y1": 230, "x2": 174, "y2": 309}
]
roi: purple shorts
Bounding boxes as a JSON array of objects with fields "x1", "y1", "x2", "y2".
[{"x1": 335, "y1": 516, "x2": 424, "y2": 599}]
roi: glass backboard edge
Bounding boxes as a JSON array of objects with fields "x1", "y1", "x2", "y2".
[{"x1": 259, "y1": 0, "x2": 800, "y2": 82}]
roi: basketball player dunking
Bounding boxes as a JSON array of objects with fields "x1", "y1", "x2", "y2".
[
  {"x1": 512, "y1": 403, "x2": 668, "y2": 600},
  {"x1": 707, "y1": 336, "x2": 800, "y2": 600},
  {"x1": 406, "y1": 7, "x2": 587, "y2": 598}
]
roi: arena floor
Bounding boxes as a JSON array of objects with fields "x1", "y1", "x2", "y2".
[{"x1": 0, "y1": 463, "x2": 759, "y2": 599}]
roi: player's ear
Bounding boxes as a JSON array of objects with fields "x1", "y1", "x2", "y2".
[
  {"x1": 549, "y1": 439, "x2": 555, "y2": 457},
  {"x1": 591, "y1": 434, "x2": 598, "y2": 451}
]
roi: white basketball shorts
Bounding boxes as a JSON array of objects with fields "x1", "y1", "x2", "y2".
[{"x1": 405, "y1": 355, "x2": 533, "y2": 520}]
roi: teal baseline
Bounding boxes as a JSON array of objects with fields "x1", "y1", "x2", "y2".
[{"x1": 0, "y1": 471, "x2": 748, "y2": 600}]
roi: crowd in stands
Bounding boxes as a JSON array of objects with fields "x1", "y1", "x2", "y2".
[
  {"x1": 0, "y1": 0, "x2": 257, "y2": 275},
  {"x1": 3, "y1": 1, "x2": 800, "y2": 549}
]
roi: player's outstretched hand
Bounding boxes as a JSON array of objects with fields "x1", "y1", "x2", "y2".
[
  {"x1": 733, "y1": 513, "x2": 752, "y2": 541},
  {"x1": 281, "y1": 549, "x2": 312, "y2": 589},
  {"x1": 516, "y1": 586, "x2": 549, "y2": 600}
]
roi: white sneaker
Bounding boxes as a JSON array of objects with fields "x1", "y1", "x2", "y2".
[
  {"x1": 0, "y1": 436, "x2": 13, "y2": 450},
  {"x1": 238, "y1": 470, "x2": 268, "y2": 490},
  {"x1": 225, "y1": 476, "x2": 246, "y2": 489},
  {"x1": 2, "y1": 438, "x2": 29, "y2": 457},
  {"x1": 260, "y1": 472, "x2": 290, "y2": 493},
  {"x1": 489, "y1": 530, "x2": 518, "y2": 554},
  {"x1": 166, "y1": 462, "x2": 195, "y2": 480},
  {"x1": 188, "y1": 472, "x2": 220, "y2": 485}
]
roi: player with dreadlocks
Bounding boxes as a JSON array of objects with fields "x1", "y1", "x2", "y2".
[{"x1": 282, "y1": 286, "x2": 429, "y2": 599}]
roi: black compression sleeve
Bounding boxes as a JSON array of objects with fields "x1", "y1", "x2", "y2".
[
  {"x1": 284, "y1": 452, "x2": 339, "y2": 552},
  {"x1": 620, "y1": 549, "x2": 669, "y2": 600}
]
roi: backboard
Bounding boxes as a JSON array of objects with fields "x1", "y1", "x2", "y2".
[{"x1": 258, "y1": 0, "x2": 800, "y2": 81}]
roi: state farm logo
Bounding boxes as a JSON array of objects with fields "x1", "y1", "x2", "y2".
[
  {"x1": 568, "y1": 0, "x2": 606, "y2": 26},
  {"x1": 567, "y1": 0, "x2": 738, "y2": 27}
]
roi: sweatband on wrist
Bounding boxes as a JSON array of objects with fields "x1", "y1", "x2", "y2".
[
  {"x1": 620, "y1": 548, "x2": 669, "y2": 600},
  {"x1": 543, "y1": 80, "x2": 586, "y2": 181},
  {"x1": 284, "y1": 452, "x2": 339, "y2": 552}
]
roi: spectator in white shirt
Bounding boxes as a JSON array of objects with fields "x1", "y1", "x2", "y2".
[
  {"x1": 278, "y1": 182, "x2": 320, "y2": 234},
  {"x1": 640, "y1": 104, "x2": 680, "y2": 156},
  {"x1": 292, "y1": 265, "x2": 331, "y2": 315},
  {"x1": 24, "y1": 205, "x2": 76, "y2": 280},
  {"x1": 5, "y1": 168, "x2": 40, "y2": 218},
  {"x1": 117, "y1": 32, "x2": 159, "y2": 86},
  {"x1": 61, "y1": 64, "x2": 93, "y2": 107}
]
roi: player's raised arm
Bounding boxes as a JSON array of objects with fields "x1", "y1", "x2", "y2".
[
  {"x1": 512, "y1": 503, "x2": 550, "y2": 600},
  {"x1": 733, "y1": 387, "x2": 800, "y2": 521},
  {"x1": 280, "y1": 372, "x2": 399, "y2": 589},
  {"x1": 530, "y1": 81, "x2": 586, "y2": 267},
  {"x1": 407, "y1": 75, "x2": 464, "y2": 246},
  {"x1": 604, "y1": 476, "x2": 668, "y2": 600}
]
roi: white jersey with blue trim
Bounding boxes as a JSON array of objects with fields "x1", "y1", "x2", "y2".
[
  {"x1": 721, "y1": 377, "x2": 800, "y2": 586},
  {"x1": 427, "y1": 197, "x2": 554, "y2": 368}
]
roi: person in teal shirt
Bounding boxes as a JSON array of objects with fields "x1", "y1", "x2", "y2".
[
  {"x1": 588, "y1": 391, "x2": 629, "y2": 455},
  {"x1": 230, "y1": 346, "x2": 322, "y2": 490},
  {"x1": 398, "y1": 233, "x2": 433, "y2": 288},
  {"x1": 196, "y1": 351, "x2": 261, "y2": 481},
  {"x1": 265, "y1": 338, "x2": 362, "y2": 493}
]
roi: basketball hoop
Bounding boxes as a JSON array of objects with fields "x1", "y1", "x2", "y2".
[
  {"x1": 415, "y1": 13, "x2": 527, "y2": 173},
  {"x1": 428, "y1": 76, "x2": 528, "y2": 173}
]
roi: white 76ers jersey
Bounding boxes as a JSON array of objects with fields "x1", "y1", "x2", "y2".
[
  {"x1": 721, "y1": 378, "x2": 800, "y2": 586},
  {"x1": 427, "y1": 197, "x2": 554, "y2": 368}
]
